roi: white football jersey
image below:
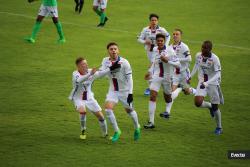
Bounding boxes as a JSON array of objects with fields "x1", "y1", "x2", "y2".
[
  {"x1": 69, "y1": 69, "x2": 95, "y2": 101},
  {"x1": 195, "y1": 52, "x2": 221, "y2": 85},
  {"x1": 150, "y1": 46, "x2": 180, "y2": 81},
  {"x1": 170, "y1": 41, "x2": 191, "y2": 72},
  {"x1": 138, "y1": 25, "x2": 170, "y2": 51},
  {"x1": 99, "y1": 56, "x2": 132, "y2": 92}
]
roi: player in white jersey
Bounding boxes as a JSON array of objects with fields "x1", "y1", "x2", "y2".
[
  {"x1": 94, "y1": 42, "x2": 141, "y2": 142},
  {"x1": 159, "y1": 29, "x2": 197, "y2": 119},
  {"x1": 144, "y1": 34, "x2": 180, "y2": 129},
  {"x1": 138, "y1": 14, "x2": 171, "y2": 96},
  {"x1": 68, "y1": 57, "x2": 108, "y2": 140},
  {"x1": 190, "y1": 41, "x2": 224, "y2": 135}
]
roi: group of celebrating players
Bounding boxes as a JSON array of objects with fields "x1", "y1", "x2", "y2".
[{"x1": 25, "y1": 0, "x2": 224, "y2": 142}]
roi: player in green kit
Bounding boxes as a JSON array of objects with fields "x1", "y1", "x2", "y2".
[{"x1": 25, "y1": 0, "x2": 65, "y2": 44}]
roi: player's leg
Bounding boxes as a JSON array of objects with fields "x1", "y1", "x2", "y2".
[
  {"x1": 195, "y1": 83, "x2": 213, "y2": 117},
  {"x1": 119, "y1": 93, "x2": 141, "y2": 140},
  {"x1": 144, "y1": 53, "x2": 154, "y2": 96},
  {"x1": 78, "y1": 0, "x2": 84, "y2": 14},
  {"x1": 125, "y1": 107, "x2": 141, "y2": 141},
  {"x1": 74, "y1": 0, "x2": 79, "y2": 12},
  {"x1": 25, "y1": 6, "x2": 45, "y2": 43},
  {"x1": 159, "y1": 81, "x2": 173, "y2": 119},
  {"x1": 208, "y1": 85, "x2": 223, "y2": 135},
  {"x1": 144, "y1": 80, "x2": 160, "y2": 129},
  {"x1": 86, "y1": 99, "x2": 108, "y2": 137},
  {"x1": 51, "y1": 9, "x2": 65, "y2": 44},
  {"x1": 78, "y1": 107, "x2": 87, "y2": 139},
  {"x1": 105, "y1": 101, "x2": 121, "y2": 142}
]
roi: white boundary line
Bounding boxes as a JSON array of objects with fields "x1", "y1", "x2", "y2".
[{"x1": 1, "y1": 11, "x2": 250, "y2": 51}]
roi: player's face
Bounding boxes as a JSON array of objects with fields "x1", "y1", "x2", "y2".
[
  {"x1": 156, "y1": 37, "x2": 165, "y2": 49},
  {"x1": 108, "y1": 45, "x2": 119, "y2": 60},
  {"x1": 173, "y1": 31, "x2": 181, "y2": 43},
  {"x1": 150, "y1": 17, "x2": 158, "y2": 27},
  {"x1": 201, "y1": 43, "x2": 212, "y2": 57},
  {"x1": 77, "y1": 60, "x2": 88, "y2": 72}
]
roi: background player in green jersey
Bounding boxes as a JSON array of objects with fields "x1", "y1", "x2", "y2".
[{"x1": 25, "y1": 0, "x2": 65, "y2": 44}]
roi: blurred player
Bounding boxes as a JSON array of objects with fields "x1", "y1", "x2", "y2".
[
  {"x1": 94, "y1": 42, "x2": 141, "y2": 142},
  {"x1": 190, "y1": 41, "x2": 224, "y2": 135},
  {"x1": 144, "y1": 34, "x2": 180, "y2": 129},
  {"x1": 74, "y1": 0, "x2": 84, "y2": 14},
  {"x1": 69, "y1": 57, "x2": 108, "y2": 140},
  {"x1": 159, "y1": 29, "x2": 196, "y2": 119},
  {"x1": 138, "y1": 13, "x2": 170, "y2": 96},
  {"x1": 25, "y1": 0, "x2": 65, "y2": 44},
  {"x1": 93, "y1": 0, "x2": 108, "y2": 27}
]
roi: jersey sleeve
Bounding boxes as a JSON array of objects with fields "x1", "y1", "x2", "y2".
[
  {"x1": 137, "y1": 28, "x2": 146, "y2": 44},
  {"x1": 99, "y1": 58, "x2": 108, "y2": 71},
  {"x1": 213, "y1": 56, "x2": 221, "y2": 72},
  {"x1": 123, "y1": 60, "x2": 132, "y2": 75}
]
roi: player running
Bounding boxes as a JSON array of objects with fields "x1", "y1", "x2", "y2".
[
  {"x1": 144, "y1": 34, "x2": 180, "y2": 129},
  {"x1": 190, "y1": 41, "x2": 224, "y2": 135},
  {"x1": 94, "y1": 42, "x2": 141, "y2": 142},
  {"x1": 74, "y1": 0, "x2": 84, "y2": 14},
  {"x1": 93, "y1": 0, "x2": 108, "y2": 27},
  {"x1": 159, "y1": 29, "x2": 196, "y2": 119},
  {"x1": 69, "y1": 57, "x2": 108, "y2": 140},
  {"x1": 138, "y1": 13, "x2": 170, "y2": 96},
  {"x1": 25, "y1": 0, "x2": 65, "y2": 44}
]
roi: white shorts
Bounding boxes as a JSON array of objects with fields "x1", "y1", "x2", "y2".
[
  {"x1": 106, "y1": 90, "x2": 133, "y2": 110},
  {"x1": 172, "y1": 69, "x2": 190, "y2": 89},
  {"x1": 93, "y1": 0, "x2": 107, "y2": 9},
  {"x1": 38, "y1": 4, "x2": 58, "y2": 17},
  {"x1": 150, "y1": 78, "x2": 172, "y2": 95},
  {"x1": 195, "y1": 83, "x2": 224, "y2": 104},
  {"x1": 73, "y1": 98, "x2": 102, "y2": 112}
]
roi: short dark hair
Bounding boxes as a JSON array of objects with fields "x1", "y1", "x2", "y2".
[
  {"x1": 149, "y1": 13, "x2": 159, "y2": 20},
  {"x1": 156, "y1": 33, "x2": 166, "y2": 40},
  {"x1": 203, "y1": 40, "x2": 213, "y2": 50},
  {"x1": 174, "y1": 28, "x2": 183, "y2": 35},
  {"x1": 107, "y1": 42, "x2": 118, "y2": 49},
  {"x1": 75, "y1": 57, "x2": 85, "y2": 65}
]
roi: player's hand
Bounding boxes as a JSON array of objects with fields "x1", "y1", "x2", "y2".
[
  {"x1": 127, "y1": 94, "x2": 133, "y2": 106},
  {"x1": 91, "y1": 68, "x2": 97, "y2": 75},
  {"x1": 160, "y1": 55, "x2": 168, "y2": 63},
  {"x1": 28, "y1": 0, "x2": 35, "y2": 3},
  {"x1": 144, "y1": 72, "x2": 151, "y2": 80},
  {"x1": 200, "y1": 82, "x2": 208, "y2": 89},
  {"x1": 109, "y1": 61, "x2": 121, "y2": 71},
  {"x1": 145, "y1": 39, "x2": 152, "y2": 45}
]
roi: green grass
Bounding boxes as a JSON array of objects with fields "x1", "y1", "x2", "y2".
[{"x1": 0, "y1": 0, "x2": 250, "y2": 166}]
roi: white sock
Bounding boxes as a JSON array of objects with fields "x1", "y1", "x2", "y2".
[
  {"x1": 190, "y1": 87, "x2": 197, "y2": 95},
  {"x1": 200, "y1": 101, "x2": 212, "y2": 108},
  {"x1": 105, "y1": 109, "x2": 119, "y2": 132},
  {"x1": 149, "y1": 101, "x2": 156, "y2": 124},
  {"x1": 79, "y1": 113, "x2": 86, "y2": 131},
  {"x1": 172, "y1": 88, "x2": 182, "y2": 100},
  {"x1": 128, "y1": 110, "x2": 140, "y2": 129},
  {"x1": 99, "y1": 119, "x2": 108, "y2": 136},
  {"x1": 214, "y1": 109, "x2": 222, "y2": 128},
  {"x1": 166, "y1": 101, "x2": 173, "y2": 114}
]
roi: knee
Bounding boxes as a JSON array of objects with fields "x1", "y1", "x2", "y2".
[
  {"x1": 211, "y1": 104, "x2": 218, "y2": 111},
  {"x1": 164, "y1": 94, "x2": 172, "y2": 103},
  {"x1": 150, "y1": 95, "x2": 157, "y2": 102},
  {"x1": 184, "y1": 89, "x2": 190, "y2": 95},
  {"x1": 194, "y1": 99, "x2": 202, "y2": 107},
  {"x1": 52, "y1": 17, "x2": 58, "y2": 24}
]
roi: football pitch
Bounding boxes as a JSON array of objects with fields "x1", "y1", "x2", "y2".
[{"x1": 0, "y1": 0, "x2": 250, "y2": 166}]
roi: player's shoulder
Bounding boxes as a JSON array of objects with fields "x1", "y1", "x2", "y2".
[
  {"x1": 102, "y1": 57, "x2": 110, "y2": 63},
  {"x1": 119, "y1": 56, "x2": 130, "y2": 64},
  {"x1": 73, "y1": 70, "x2": 78, "y2": 75},
  {"x1": 142, "y1": 26, "x2": 150, "y2": 32},
  {"x1": 195, "y1": 52, "x2": 202, "y2": 58},
  {"x1": 211, "y1": 53, "x2": 220, "y2": 62},
  {"x1": 180, "y1": 42, "x2": 189, "y2": 50}
]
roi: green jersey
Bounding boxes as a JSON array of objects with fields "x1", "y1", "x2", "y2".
[{"x1": 42, "y1": 0, "x2": 57, "y2": 6}]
